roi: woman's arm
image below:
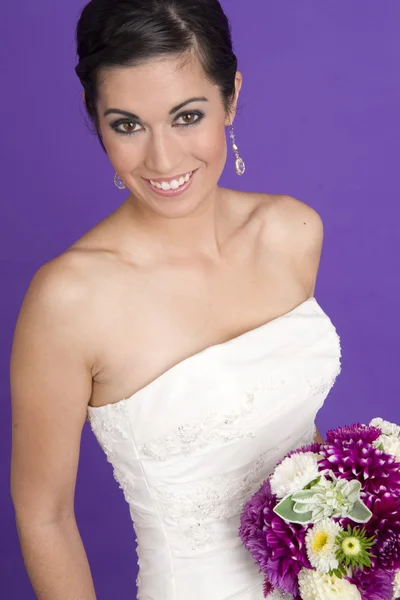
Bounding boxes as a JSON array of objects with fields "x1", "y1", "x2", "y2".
[{"x1": 10, "y1": 260, "x2": 97, "y2": 600}]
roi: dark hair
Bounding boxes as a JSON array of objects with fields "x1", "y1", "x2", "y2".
[{"x1": 74, "y1": 0, "x2": 238, "y2": 152}]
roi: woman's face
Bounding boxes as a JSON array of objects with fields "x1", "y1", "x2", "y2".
[{"x1": 96, "y1": 53, "x2": 242, "y2": 218}]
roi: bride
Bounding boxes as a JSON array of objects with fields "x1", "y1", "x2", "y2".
[{"x1": 10, "y1": 0, "x2": 341, "y2": 598}]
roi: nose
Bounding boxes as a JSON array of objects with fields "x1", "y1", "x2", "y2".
[{"x1": 144, "y1": 129, "x2": 183, "y2": 176}]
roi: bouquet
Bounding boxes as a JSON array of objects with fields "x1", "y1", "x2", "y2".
[{"x1": 239, "y1": 417, "x2": 400, "y2": 600}]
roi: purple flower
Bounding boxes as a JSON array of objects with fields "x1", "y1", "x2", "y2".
[
  {"x1": 347, "y1": 569, "x2": 394, "y2": 600},
  {"x1": 239, "y1": 480, "x2": 275, "y2": 570},
  {"x1": 375, "y1": 529, "x2": 400, "y2": 570},
  {"x1": 263, "y1": 577, "x2": 273, "y2": 598},
  {"x1": 276, "y1": 442, "x2": 322, "y2": 467},
  {"x1": 326, "y1": 423, "x2": 381, "y2": 445},
  {"x1": 318, "y1": 439, "x2": 400, "y2": 495},
  {"x1": 364, "y1": 492, "x2": 400, "y2": 570},
  {"x1": 239, "y1": 478, "x2": 310, "y2": 597},
  {"x1": 264, "y1": 516, "x2": 310, "y2": 596}
]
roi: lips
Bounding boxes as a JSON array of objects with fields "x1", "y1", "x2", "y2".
[{"x1": 143, "y1": 169, "x2": 197, "y2": 198}]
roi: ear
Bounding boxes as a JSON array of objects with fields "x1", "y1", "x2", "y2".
[{"x1": 225, "y1": 71, "x2": 243, "y2": 127}]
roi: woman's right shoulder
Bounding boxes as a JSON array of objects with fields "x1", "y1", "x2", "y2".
[
  {"x1": 28, "y1": 251, "x2": 91, "y2": 305},
  {"x1": 21, "y1": 247, "x2": 109, "y2": 328},
  {"x1": 12, "y1": 249, "x2": 108, "y2": 382}
]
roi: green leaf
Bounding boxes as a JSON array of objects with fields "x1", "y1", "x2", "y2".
[
  {"x1": 343, "y1": 480, "x2": 362, "y2": 503},
  {"x1": 273, "y1": 494, "x2": 314, "y2": 524},
  {"x1": 303, "y1": 476, "x2": 321, "y2": 489},
  {"x1": 293, "y1": 501, "x2": 314, "y2": 514},
  {"x1": 312, "y1": 506, "x2": 327, "y2": 521},
  {"x1": 329, "y1": 568, "x2": 344, "y2": 579},
  {"x1": 360, "y1": 555, "x2": 371, "y2": 567},
  {"x1": 291, "y1": 489, "x2": 318, "y2": 503},
  {"x1": 348, "y1": 499, "x2": 373, "y2": 523}
]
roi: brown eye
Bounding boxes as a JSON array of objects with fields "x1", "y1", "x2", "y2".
[
  {"x1": 112, "y1": 120, "x2": 141, "y2": 135},
  {"x1": 175, "y1": 111, "x2": 203, "y2": 127},
  {"x1": 120, "y1": 122, "x2": 138, "y2": 133},
  {"x1": 181, "y1": 113, "x2": 197, "y2": 124}
]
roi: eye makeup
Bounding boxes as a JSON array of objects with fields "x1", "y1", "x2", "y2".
[{"x1": 110, "y1": 110, "x2": 205, "y2": 137}]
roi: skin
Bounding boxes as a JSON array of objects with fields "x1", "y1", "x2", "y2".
[{"x1": 10, "y1": 52, "x2": 324, "y2": 598}]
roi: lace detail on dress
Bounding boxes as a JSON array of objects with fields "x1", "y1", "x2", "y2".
[
  {"x1": 300, "y1": 421, "x2": 317, "y2": 446},
  {"x1": 138, "y1": 357, "x2": 340, "y2": 463},
  {"x1": 153, "y1": 423, "x2": 317, "y2": 551},
  {"x1": 87, "y1": 402, "x2": 142, "y2": 507},
  {"x1": 140, "y1": 391, "x2": 257, "y2": 460},
  {"x1": 154, "y1": 450, "x2": 271, "y2": 551},
  {"x1": 112, "y1": 467, "x2": 137, "y2": 504},
  {"x1": 305, "y1": 354, "x2": 342, "y2": 397},
  {"x1": 87, "y1": 401, "x2": 130, "y2": 459}
]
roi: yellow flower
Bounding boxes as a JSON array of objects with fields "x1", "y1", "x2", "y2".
[{"x1": 305, "y1": 518, "x2": 342, "y2": 573}]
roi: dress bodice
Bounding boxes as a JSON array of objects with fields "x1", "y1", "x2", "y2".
[{"x1": 87, "y1": 297, "x2": 342, "y2": 600}]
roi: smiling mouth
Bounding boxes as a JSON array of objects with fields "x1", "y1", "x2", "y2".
[{"x1": 146, "y1": 170, "x2": 195, "y2": 191}]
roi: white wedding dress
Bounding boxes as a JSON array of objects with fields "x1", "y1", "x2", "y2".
[{"x1": 87, "y1": 297, "x2": 341, "y2": 599}]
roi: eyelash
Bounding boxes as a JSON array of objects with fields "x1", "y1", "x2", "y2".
[{"x1": 111, "y1": 110, "x2": 205, "y2": 136}]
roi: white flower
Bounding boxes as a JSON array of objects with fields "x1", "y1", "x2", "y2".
[
  {"x1": 370, "y1": 417, "x2": 400, "y2": 461},
  {"x1": 370, "y1": 417, "x2": 400, "y2": 437},
  {"x1": 298, "y1": 568, "x2": 361, "y2": 600},
  {"x1": 393, "y1": 570, "x2": 400, "y2": 599},
  {"x1": 373, "y1": 433, "x2": 400, "y2": 461},
  {"x1": 270, "y1": 452, "x2": 321, "y2": 499},
  {"x1": 305, "y1": 518, "x2": 342, "y2": 572}
]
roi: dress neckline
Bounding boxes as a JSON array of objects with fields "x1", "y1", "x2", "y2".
[{"x1": 88, "y1": 296, "x2": 318, "y2": 412}]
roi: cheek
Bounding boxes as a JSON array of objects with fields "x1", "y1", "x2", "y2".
[
  {"x1": 103, "y1": 134, "x2": 142, "y2": 171},
  {"x1": 192, "y1": 125, "x2": 228, "y2": 165}
]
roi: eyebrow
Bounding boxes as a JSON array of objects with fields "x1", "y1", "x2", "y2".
[{"x1": 103, "y1": 96, "x2": 208, "y2": 120}]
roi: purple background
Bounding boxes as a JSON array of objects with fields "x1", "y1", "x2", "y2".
[{"x1": 2, "y1": 1, "x2": 399, "y2": 597}]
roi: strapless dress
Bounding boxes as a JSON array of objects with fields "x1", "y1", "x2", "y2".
[{"x1": 87, "y1": 297, "x2": 341, "y2": 599}]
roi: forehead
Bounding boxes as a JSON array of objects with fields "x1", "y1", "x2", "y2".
[{"x1": 98, "y1": 54, "x2": 219, "y2": 114}]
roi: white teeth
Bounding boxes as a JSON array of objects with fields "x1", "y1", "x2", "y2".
[{"x1": 148, "y1": 171, "x2": 193, "y2": 191}]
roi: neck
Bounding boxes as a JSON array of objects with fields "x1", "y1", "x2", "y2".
[{"x1": 120, "y1": 186, "x2": 229, "y2": 261}]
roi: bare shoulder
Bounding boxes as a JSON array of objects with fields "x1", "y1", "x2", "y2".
[
  {"x1": 226, "y1": 189, "x2": 322, "y2": 234},
  {"x1": 16, "y1": 249, "x2": 106, "y2": 355},
  {"x1": 251, "y1": 193, "x2": 324, "y2": 295},
  {"x1": 23, "y1": 251, "x2": 95, "y2": 315},
  {"x1": 256, "y1": 193, "x2": 323, "y2": 253},
  {"x1": 260, "y1": 193, "x2": 322, "y2": 233},
  {"x1": 276, "y1": 194, "x2": 322, "y2": 229}
]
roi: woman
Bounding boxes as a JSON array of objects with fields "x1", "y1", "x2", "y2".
[{"x1": 10, "y1": 1, "x2": 341, "y2": 598}]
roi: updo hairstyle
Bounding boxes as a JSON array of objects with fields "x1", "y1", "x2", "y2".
[{"x1": 75, "y1": 0, "x2": 238, "y2": 152}]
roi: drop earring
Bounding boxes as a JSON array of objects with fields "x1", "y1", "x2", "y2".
[
  {"x1": 114, "y1": 173, "x2": 127, "y2": 190},
  {"x1": 229, "y1": 125, "x2": 246, "y2": 176}
]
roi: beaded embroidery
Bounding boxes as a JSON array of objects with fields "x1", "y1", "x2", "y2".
[
  {"x1": 87, "y1": 401, "x2": 129, "y2": 459},
  {"x1": 152, "y1": 424, "x2": 317, "y2": 552},
  {"x1": 140, "y1": 390, "x2": 257, "y2": 460},
  {"x1": 138, "y1": 358, "x2": 340, "y2": 462},
  {"x1": 112, "y1": 467, "x2": 136, "y2": 504}
]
